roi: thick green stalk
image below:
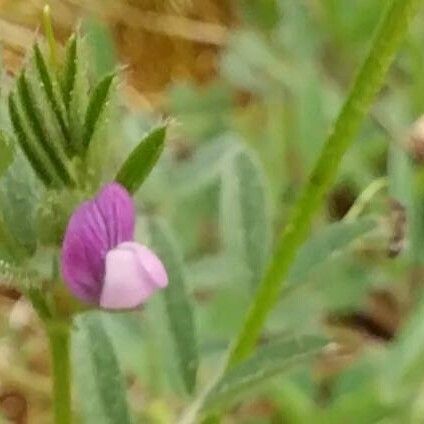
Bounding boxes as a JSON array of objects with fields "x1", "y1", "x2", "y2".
[
  {"x1": 225, "y1": 0, "x2": 422, "y2": 368},
  {"x1": 47, "y1": 322, "x2": 72, "y2": 424}
]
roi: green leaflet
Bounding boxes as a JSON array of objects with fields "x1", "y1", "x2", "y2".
[
  {"x1": 116, "y1": 125, "x2": 166, "y2": 194},
  {"x1": 148, "y1": 219, "x2": 199, "y2": 394},
  {"x1": 8, "y1": 41, "x2": 93, "y2": 183},
  {"x1": 66, "y1": 36, "x2": 90, "y2": 154},
  {"x1": 61, "y1": 35, "x2": 77, "y2": 110},
  {"x1": 33, "y1": 44, "x2": 71, "y2": 153},
  {"x1": 16, "y1": 73, "x2": 74, "y2": 186},
  {"x1": 287, "y1": 218, "x2": 375, "y2": 287},
  {"x1": 8, "y1": 94, "x2": 54, "y2": 186},
  {"x1": 82, "y1": 73, "x2": 115, "y2": 150},
  {"x1": 220, "y1": 148, "x2": 271, "y2": 288},
  {"x1": 0, "y1": 156, "x2": 40, "y2": 256},
  {"x1": 73, "y1": 313, "x2": 132, "y2": 424},
  {"x1": 204, "y1": 335, "x2": 327, "y2": 409}
]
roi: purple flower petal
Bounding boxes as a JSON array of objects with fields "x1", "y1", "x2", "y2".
[
  {"x1": 100, "y1": 241, "x2": 168, "y2": 310},
  {"x1": 61, "y1": 183, "x2": 135, "y2": 304},
  {"x1": 94, "y1": 183, "x2": 135, "y2": 247}
]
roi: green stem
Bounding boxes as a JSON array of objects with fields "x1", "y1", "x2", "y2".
[
  {"x1": 47, "y1": 321, "x2": 72, "y2": 424},
  {"x1": 225, "y1": 0, "x2": 422, "y2": 369}
]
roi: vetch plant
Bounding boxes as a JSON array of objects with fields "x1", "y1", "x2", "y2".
[{"x1": 0, "y1": 1, "x2": 423, "y2": 423}]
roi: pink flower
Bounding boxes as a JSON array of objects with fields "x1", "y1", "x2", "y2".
[{"x1": 61, "y1": 183, "x2": 168, "y2": 309}]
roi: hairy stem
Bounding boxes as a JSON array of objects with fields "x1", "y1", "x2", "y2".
[{"x1": 225, "y1": 0, "x2": 422, "y2": 368}]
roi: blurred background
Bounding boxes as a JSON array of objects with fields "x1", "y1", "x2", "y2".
[{"x1": 2, "y1": 0, "x2": 424, "y2": 422}]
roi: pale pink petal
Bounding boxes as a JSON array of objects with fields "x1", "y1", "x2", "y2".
[
  {"x1": 119, "y1": 242, "x2": 168, "y2": 289},
  {"x1": 100, "y1": 242, "x2": 168, "y2": 310}
]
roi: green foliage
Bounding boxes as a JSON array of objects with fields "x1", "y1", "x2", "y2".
[
  {"x1": 220, "y1": 147, "x2": 271, "y2": 288},
  {"x1": 73, "y1": 313, "x2": 132, "y2": 424},
  {"x1": 317, "y1": 385, "x2": 395, "y2": 424},
  {"x1": 8, "y1": 93, "x2": 55, "y2": 186},
  {"x1": 64, "y1": 36, "x2": 90, "y2": 153},
  {"x1": 34, "y1": 44, "x2": 71, "y2": 151},
  {"x1": 287, "y1": 218, "x2": 375, "y2": 287},
  {"x1": 6, "y1": 37, "x2": 117, "y2": 188},
  {"x1": 0, "y1": 156, "x2": 40, "y2": 256},
  {"x1": 16, "y1": 73, "x2": 74, "y2": 186},
  {"x1": 225, "y1": 0, "x2": 420, "y2": 371},
  {"x1": 383, "y1": 293, "x2": 424, "y2": 401},
  {"x1": 2, "y1": 1, "x2": 424, "y2": 423},
  {"x1": 204, "y1": 335, "x2": 327, "y2": 410},
  {"x1": 61, "y1": 35, "x2": 77, "y2": 110},
  {"x1": 82, "y1": 73, "x2": 115, "y2": 150},
  {"x1": 148, "y1": 219, "x2": 199, "y2": 394},
  {"x1": 116, "y1": 125, "x2": 166, "y2": 194}
]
